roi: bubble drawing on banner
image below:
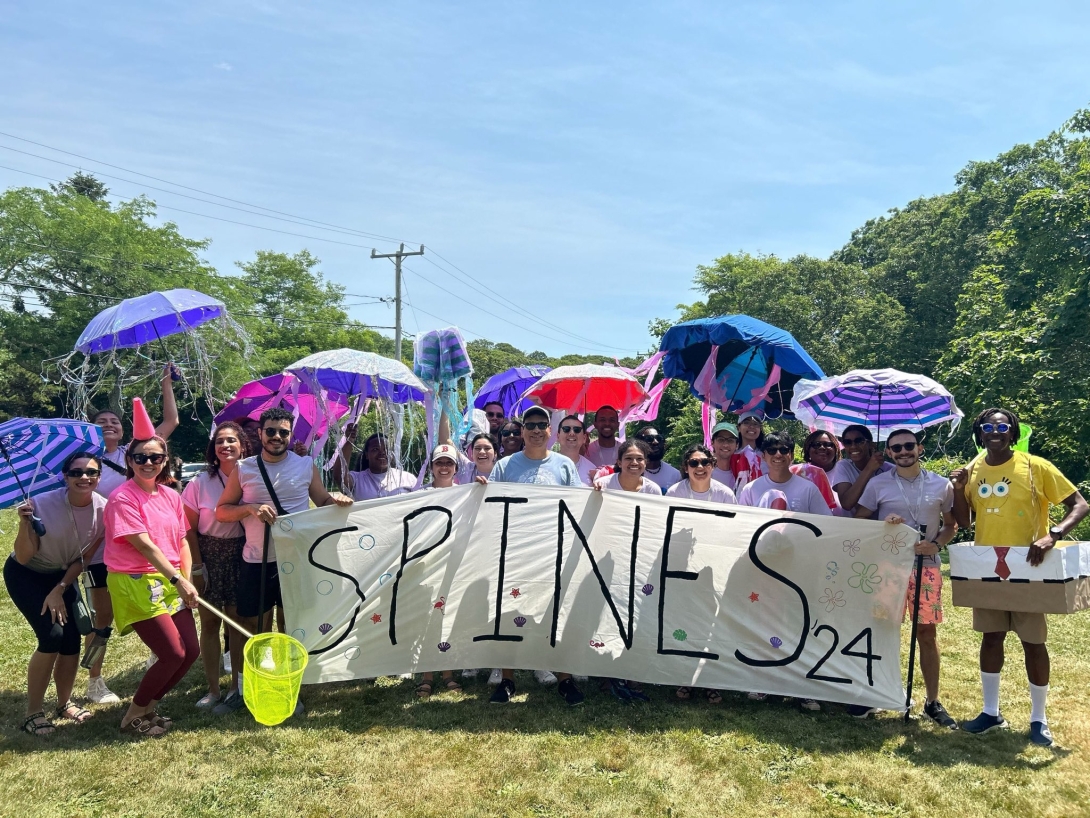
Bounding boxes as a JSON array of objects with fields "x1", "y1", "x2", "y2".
[
  {"x1": 358, "y1": 534, "x2": 376, "y2": 551},
  {"x1": 281, "y1": 562, "x2": 294, "y2": 575},
  {"x1": 344, "y1": 647, "x2": 361, "y2": 660},
  {"x1": 378, "y1": 572, "x2": 393, "y2": 585},
  {"x1": 291, "y1": 629, "x2": 306, "y2": 640},
  {"x1": 279, "y1": 519, "x2": 293, "y2": 532},
  {"x1": 316, "y1": 580, "x2": 333, "y2": 595},
  {"x1": 825, "y1": 560, "x2": 838, "y2": 581}
]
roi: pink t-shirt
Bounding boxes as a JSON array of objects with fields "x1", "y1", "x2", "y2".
[{"x1": 103, "y1": 480, "x2": 189, "y2": 574}]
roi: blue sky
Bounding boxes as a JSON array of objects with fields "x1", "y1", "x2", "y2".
[{"x1": 3, "y1": 2, "x2": 1088, "y2": 358}]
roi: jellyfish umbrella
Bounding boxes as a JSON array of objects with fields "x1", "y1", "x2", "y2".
[
  {"x1": 474, "y1": 365, "x2": 552, "y2": 418},
  {"x1": 659, "y1": 315, "x2": 824, "y2": 418},
  {"x1": 286, "y1": 349, "x2": 428, "y2": 403},
  {"x1": 74, "y1": 289, "x2": 227, "y2": 354},
  {"x1": 521, "y1": 364, "x2": 648, "y2": 414},
  {"x1": 214, "y1": 374, "x2": 349, "y2": 445}
]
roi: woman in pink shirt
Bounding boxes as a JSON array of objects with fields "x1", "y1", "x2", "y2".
[{"x1": 104, "y1": 436, "x2": 199, "y2": 738}]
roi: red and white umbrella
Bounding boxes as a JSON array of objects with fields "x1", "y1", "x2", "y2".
[{"x1": 521, "y1": 364, "x2": 649, "y2": 414}]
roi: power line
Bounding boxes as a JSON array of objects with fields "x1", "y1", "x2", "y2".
[{"x1": 0, "y1": 141, "x2": 636, "y2": 353}]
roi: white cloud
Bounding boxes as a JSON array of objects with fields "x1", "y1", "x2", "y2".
[{"x1": 214, "y1": 61, "x2": 232, "y2": 71}]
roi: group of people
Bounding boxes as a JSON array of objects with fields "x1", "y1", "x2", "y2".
[{"x1": 6, "y1": 388, "x2": 1086, "y2": 748}]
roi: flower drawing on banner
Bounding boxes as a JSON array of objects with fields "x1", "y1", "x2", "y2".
[
  {"x1": 819, "y1": 588, "x2": 846, "y2": 613},
  {"x1": 882, "y1": 531, "x2": 909, "y2": 555},
  {"x1": 672, "y1": 629, "x2": 688, "y2": 642},
  {"x1": 842, "y1": 539, "x2": 861, "y2": 557},
  {"x1": 848, "y1": 562, "x2": 882, "y2": 594}
]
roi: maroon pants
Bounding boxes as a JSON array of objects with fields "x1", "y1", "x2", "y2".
[{"x1": 131, "y1": 609, "x2": 200, "y2": 707}]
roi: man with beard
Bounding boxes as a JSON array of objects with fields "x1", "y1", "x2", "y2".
[
  {"x1": 634, "y1": 426, "x2": 681, "y2": 493},
  {"x1": 586, "y1": 405, "x2": 620, "y2": 468}
]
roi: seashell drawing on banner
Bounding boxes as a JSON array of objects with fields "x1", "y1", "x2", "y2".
[
  {"x1": 513, "y1": 616, "x2": 527, "y2": 628},
  {"x1": 318, "y1": 623, "x2": 332, "y2": 635},
  {"x1": 769, "y1": 636, "x2": 783, "y2": 648},
  {"x1": 642, "y1": 584, "x2": 654, "y2": 595},
  {"x1": 437, "y1": 642, "x2": 451, "y2": 652}
]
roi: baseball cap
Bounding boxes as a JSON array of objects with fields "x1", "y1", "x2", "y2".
[
  {"x1": 736, "y1": 409, "x2": 764, "y2": 423},
  {"x1": 431, "y1": 444, "x2": 458, "y2": 463},
  {"x1": 521, "y1": 406, "x2": 550, "y2": 422},
  {"x1": 711, "y1": 421, "x2": 738, "y2": 440}
]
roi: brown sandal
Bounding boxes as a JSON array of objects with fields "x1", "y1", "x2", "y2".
[
  {"x1": 415, "y1": 683, "x2": 433, "y2": 699},
  {"x1": 23, "y1": 712, "x2": 54, "y2": 736},
  {"x1": 706, "y1": 689, "x2": 723, "y2": 705},
  {"x1": 444, "y1": 679, "x2": 463, "y2": 693},
  {"x1": 676, "y1": 686, "x2": 692, "y2": 700},
  {"x1": 120, "y1": 716, "x2": 167, "y2": 738},
  {"x1": 147, "y1": 711, "x2": 172, "y2": 731},
  {"x1": 56, "y1": 700, "x2": 93, "y2": 724}
]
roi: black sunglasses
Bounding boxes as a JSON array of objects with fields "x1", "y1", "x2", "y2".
[
  {"x1": 523, "y1": 421, "x2": 550, "y2": 431},
  {"x1": 131, "y1": 453, "x2": 166, "y2": 465},
  {"x1": 888, "y1": 442, "x2": 917, "y2": 453},
  {"x1": 66, "y1": 467, "x2": 101, "y2": 478},
  {"x1": 763, "y1": 446, "x2": 793, "y2": 456},
  {"x1": 637, "y1": 435, "x2": 662, "y2": 443},
  {"x1": 501, "y1": 429, "x2": 522, "y2": 437},
  {"x1": 263, "y1": 428, "x2": 292, "y2": 439},
  {"x1": 810, "y1": 441, "x2": 836, "y2": 450},
  {"x1": 485, "y1": 411, "x2": 504, "y2": 419},
  {"x1": 560, "y1": 425, "x2": 584, "y2": 434},
  {"x1": 686, "y1": 458, "x2": 712, "y2": 468},
  {"x1": 841, "y1": 436, "x2": 867, "y2": 446}
]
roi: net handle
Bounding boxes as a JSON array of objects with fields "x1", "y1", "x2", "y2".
[{"x1": 195, "y1": 596, "x2": 254, "y2": 640}]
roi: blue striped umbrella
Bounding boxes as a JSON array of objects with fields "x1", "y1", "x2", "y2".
[
  {"x1": 0, "y1": 418, "x2": 105, "y2": 509},
  {"x1": 789, "y1": 368, "x2": 963, "y2": 441}
]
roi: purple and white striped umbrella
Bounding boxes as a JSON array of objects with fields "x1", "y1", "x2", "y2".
[
  {"x1": 0, "y1": 418, "x2": 105, "y2": 509},
  {"x1": 790, "y1": 368, "x2": 963, "y2": 441}
]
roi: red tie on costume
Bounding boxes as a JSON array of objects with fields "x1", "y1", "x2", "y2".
[{"x1": 993, "y1": 547, "x2": 1012, "y2": 580}]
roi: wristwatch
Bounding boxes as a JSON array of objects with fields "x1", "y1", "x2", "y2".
[
  {"x1": 1049, "y1": 525, "x2": 1063, "y2": 541},
  {"x1": 169, "y1": 573, "x2": 182, "y2": 585}
]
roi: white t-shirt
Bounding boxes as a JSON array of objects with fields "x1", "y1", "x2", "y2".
[
  {"x1": 586, "y1": 439, "x2": 621, "y2": 468},
  {"x1": 557, "y1": 453, "x2": 598, "y2": 486},
  {"x1": 348, "y1": 468, "x2": 417, "y2": 501},
  {"x1": 237, "y1": 452, "x2": 315, "y2": 563},
  {"x1": 182, "y1": 470, "x2": 244, "y2": 540},
  {"x1": 644, "y1": 462, "x2": 682, "y2": 492},
  {"x1": 594, "y1": 473, "x2": 663, "y2": 495},
  {"x1": 665, "y1": 479, "x2": 737, "y2": 504},
  {"x1": 738, "y1": 474, "x2": 832, "y2": 515}
]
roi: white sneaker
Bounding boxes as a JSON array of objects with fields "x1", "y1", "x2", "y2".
[
  {"x1": 747, "y1": 692, "x2": 768, "y2": 701},
  {"x1": 145, "y1": 653, "x2": 158, "y2": 670},
  {"x1": 222, "y1": 652, "x2": 232, "y2": 674},
  {"x1": 461, "y1": 668, "x2": 479, "y2": 678},
  {"x1": 487, "y1": 668, "x2": 502, "y2": 685},
  {"x1": 798, "y1": 698, "x2": 821, "y2": 712},
  {"x1": 85, "y1": 675, "x2": 121, "y2": 704},
  {"x1": 534, "y1": 669, "x2": 558, "y2": 685},
  {"x1": 260, "y1": 647, "x2": 276, "y2": 670}
]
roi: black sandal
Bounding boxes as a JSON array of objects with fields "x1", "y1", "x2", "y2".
[
  {"x1": 23, "y1": 712, "x2": 54, "y2": 736},
  {"x1": 56, "y1": 700, "x2": 93, "y2": 724}
]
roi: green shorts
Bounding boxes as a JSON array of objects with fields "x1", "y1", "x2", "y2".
[{"x1": 106, "y1": 571, "x2": 184, "y2": 635}]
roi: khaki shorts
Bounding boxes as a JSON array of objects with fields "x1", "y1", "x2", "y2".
[{"x1": 972, "y1": 608, "x2": 1047, "y2": 644}]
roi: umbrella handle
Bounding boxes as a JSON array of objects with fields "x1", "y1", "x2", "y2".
[{"x1": 31, "y1": 516, "x2": 47, "y2": 537}]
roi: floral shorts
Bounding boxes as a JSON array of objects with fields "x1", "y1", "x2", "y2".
[{"x1": 902, "y1": 565, "x2": 943, "y2": 624}]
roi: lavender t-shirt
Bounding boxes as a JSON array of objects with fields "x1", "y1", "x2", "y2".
[{"x1": 857, "y1": 470, "x2": 953, "y2": 567}]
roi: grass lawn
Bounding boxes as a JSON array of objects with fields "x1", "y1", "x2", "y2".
[{"x1": 0, "y1": 507, "x2": 1088, "y2": 818}]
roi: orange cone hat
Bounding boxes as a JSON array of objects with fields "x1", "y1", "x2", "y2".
[{"x1": 131, "y1": 397, "x2": 156, "y2": 440}]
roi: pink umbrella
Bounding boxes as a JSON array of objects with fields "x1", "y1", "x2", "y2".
[
  {"x1": 215, "y1": 374, "x2": 348, "y2": 444},
  {"x1": 521, "y1": 364, "x2": 649, "y2": 414}
]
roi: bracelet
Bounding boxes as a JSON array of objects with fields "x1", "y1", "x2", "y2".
[{"x1": 191, "y1": 566, "x2": 205, "y2": 577}]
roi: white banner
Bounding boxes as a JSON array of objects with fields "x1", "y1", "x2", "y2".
[{"x1": 274, "y1": 484, "x2": 916, "y2": 709}]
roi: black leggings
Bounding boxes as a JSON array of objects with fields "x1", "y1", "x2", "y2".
[{"x1": 3, "y1": 556, "x2": 81, "y2": 655}]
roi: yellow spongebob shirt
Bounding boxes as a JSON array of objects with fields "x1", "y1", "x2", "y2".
[{"x1": 965, "y1": 453, "x2": 1076, "y2": 547}]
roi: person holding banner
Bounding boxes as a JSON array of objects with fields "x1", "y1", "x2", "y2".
[
  {"x1": 951, "y1": 408, "x2": 1088, "y2": 747},
  {"x1": 852, "y1": 429, "x2": 958, "y2": 728},
  {"x1": 830, "y1": 425, "x2": 892, "y2": 517},
  {"x1": 84, "y1": 369, "x2": 180, "y2": 706},
  {"x1": 338, "y1": 425, "x2": 417, "y2": 500},
  {"x1": 593, "y1": 440, "x2": 662, "y2": 496},
  {"x1": 214, "y1": 408, "x2": 354, "y2": 717},
  {"x1": 479, "y1": 406, "x2": 586, "y2": 706},
  {"x1": 6, "y1": 451, "x2": 105, "y2": 735},
  {"x1": 738, "y1": 432, "x2": 832, "y2": 516}
]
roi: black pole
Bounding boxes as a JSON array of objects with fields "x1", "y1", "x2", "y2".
[
  {"x1": 904, "y1": 524, "x2": 927, "y2": 722},
  {"x1": 257, "y1": 523, "x2": 271, "y2": 635},
  {"x1": 0, "y1": 439, "x2": 46, "y2": 535}
]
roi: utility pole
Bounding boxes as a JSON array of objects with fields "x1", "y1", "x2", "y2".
[{"x1": 371, "y1": 243, "x2": 424, "y2": 361}]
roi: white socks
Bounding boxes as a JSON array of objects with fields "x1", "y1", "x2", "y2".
[
  {"x1": 981, "y1": 671, "x2": 1001, "y2": 717},
  {"x1": 1030, "y1": 683, "x2": 1048, "y2": 724}
]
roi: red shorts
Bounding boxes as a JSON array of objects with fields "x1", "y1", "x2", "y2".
[{"x1": 902, "y1": 565, "x2": 943, "y2": 625}]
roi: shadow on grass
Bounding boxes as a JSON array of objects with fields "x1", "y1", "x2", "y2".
[{"x1": 0, "y1": 667, "x2": 1066, "y2": 772}]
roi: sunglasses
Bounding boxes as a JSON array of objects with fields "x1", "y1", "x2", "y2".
[
  {"x1": 841, "y1": 436, "x2": 868, "y2": 446},
  {"x1": 263, "y1": 428, "x2": 292, "y2": 439},
  {"x1": 131, "y1": 453, "x2": 166, "y2": 465},
  {"x1": 980, "y1": 422, "x2": 1011, "y2": 434},
  {"x1": 888, "y1": 442, "x2": 917, "y2": 453},
  {"x1": 560, "y1": 425, "x2": 584, "y2": 434},
  {"x1": 523, "y1": 422, "x2": 549, "y2": 431},
  {"x1": 66, "y1": 468, "x2": 101, "y2": 478},
  {"x1": 485, "y1": 411, "x2": 504, "y2": 419},
  {"x1": 637, "y1": 435, "x2": 662, "y2": 443},
  {"x1": 686, "y1": 458, "x2": 713, "y2": 468},
  {"x1": 810, "y1": 441, "x2": 836, "y2": 450},
  {"x1": 501, "y1": 429, "x2": 522, "y2": 437},
  {"x1": 763, "y1": 446, "x2": 793, "y2": 456}
]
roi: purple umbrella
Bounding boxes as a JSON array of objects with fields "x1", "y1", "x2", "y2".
[
  {"x1": 474, "y1": 365, "x2": 552, "y2": 417},
  {"x1": 215, "y1": 374, "x2": 349, "y2": 443},
  {"x1": 75, "y1": 289, "x2": 226, "y2": 355}
]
